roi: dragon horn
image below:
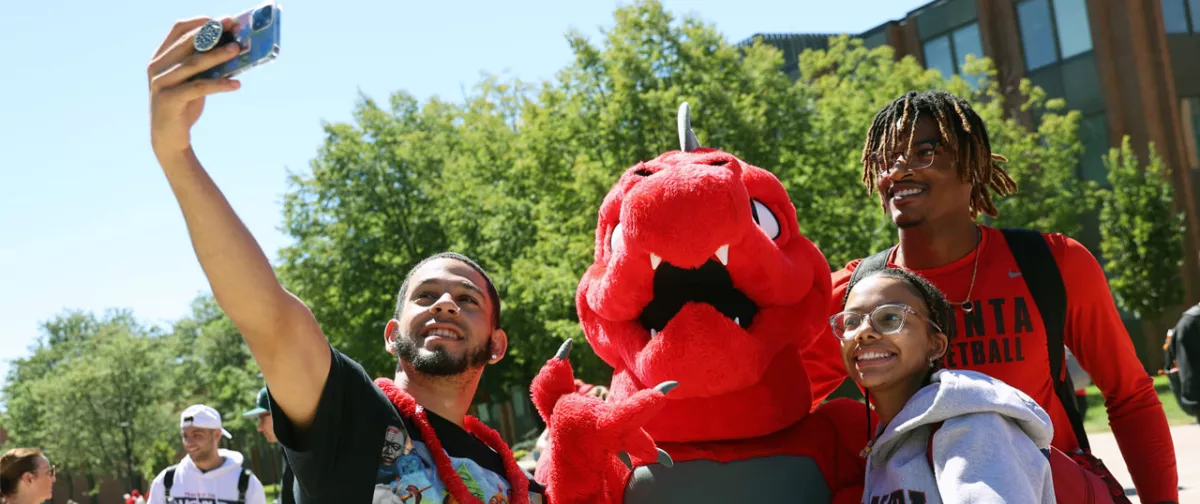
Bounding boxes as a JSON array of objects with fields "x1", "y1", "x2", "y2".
[{"x1": 678, "y1": 102, "x2": 700, "y2": 152}]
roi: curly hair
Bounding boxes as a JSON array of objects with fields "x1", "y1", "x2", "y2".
[{"x1": 860, "y1": 90, "x2": 1017, "y2": 218}]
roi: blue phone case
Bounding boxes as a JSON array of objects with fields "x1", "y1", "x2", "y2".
[{"x1": 194, "y1": 1, "x2": 281, "y2": 80}]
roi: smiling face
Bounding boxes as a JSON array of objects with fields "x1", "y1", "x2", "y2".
[
  {"x1": 838, "y1": 275, "x2": 948, "y2": 392},
  {"x1": 388, "y1": 258, "x2": 505, "y2": 377},
  {"x1": 577, "y1": 148, "x2": 831, "y2": 419},
  {"x1": 871, "y1": 116, "x2": 974, "y2": 229},
  {"x1": 181, "y1": 426, "x2": 220, "y2": 461}
]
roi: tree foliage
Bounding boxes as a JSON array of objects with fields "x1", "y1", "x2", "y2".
[
  {"x1": 1, "y1": 301, "x2": 266, "y2": 496},
  {"x1": 1099, "y1": 137, "x2": 1186, "y2": 319},
  {"x1": 278, "y1": 3, "x2": 1098, "y2": 396}
]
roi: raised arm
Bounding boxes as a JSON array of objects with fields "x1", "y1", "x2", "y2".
[{"x1": 147, "y1": 17, "x2": 330, "y2": 429}]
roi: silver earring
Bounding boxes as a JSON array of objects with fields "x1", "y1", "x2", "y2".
[
  {"x1": 928, "y1": 356, "x2": 935, "y2": 368},
  {"x1": 491, "y1": 354, "x2": 498, "y2": 360}
]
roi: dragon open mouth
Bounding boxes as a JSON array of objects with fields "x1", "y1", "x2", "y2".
[{"x1": 638, "y1": 259, "x2": 758, "y2": 332}]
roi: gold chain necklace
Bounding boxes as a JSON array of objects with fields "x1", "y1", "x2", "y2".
[
  {"x1": 894, "y1": 226, "x2": 982, "y2": 313},
  {"x1": 954, "y1": 227, "x2": 983, "y2": 313}
]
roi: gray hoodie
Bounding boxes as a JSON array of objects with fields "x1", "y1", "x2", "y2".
[{"x1": 862, "y1": 369, "x2": 1055, "y2": 504}]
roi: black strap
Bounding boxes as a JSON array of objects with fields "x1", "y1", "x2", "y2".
[
  {"x1": 848, "y1": 246, "x2": 894, "y2": 288},
  {"x1": 238, "y1": 467, "x2": 252, "y2": 504},
  {"x1": 164, "y1": 466, "x2": 176, "y2": 501},
  {"x1": 1000, "y1": 227, "x2": 1090, "y2": 452},
  {"x1": 162, "y1": 464, "x2": 252, "y2": 503}
]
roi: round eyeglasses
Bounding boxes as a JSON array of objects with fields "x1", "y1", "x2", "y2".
[
  {"x1": 868, "y1": 140, "x2": 941, "y2": 177},
  {"x1": 829, "y1": 303, "x2": 942, "y2": 341}
]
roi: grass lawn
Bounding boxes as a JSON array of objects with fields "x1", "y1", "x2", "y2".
[
  {"x1": 264, "y1": 483, "x2": 279, "y2": 502},
  {"x1": 1082, "y1": 374, "x2": 1196, "y2": 433}
]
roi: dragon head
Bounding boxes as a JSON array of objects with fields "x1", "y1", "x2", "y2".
[{"x1": 576, "y1": 104, "x2": 832, "y2": 442}]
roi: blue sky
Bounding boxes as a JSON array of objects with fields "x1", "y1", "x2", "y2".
[{"x1": 0, "y1": 0, "x2": 927, "y2": 383}]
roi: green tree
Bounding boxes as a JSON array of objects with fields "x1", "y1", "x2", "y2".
[
  {"x1": 1, "y1": 300, "x2": 268, "y2": 497},
  {"x1": 2, "y1": 310, "x2": 171, "y2": 497},
  {"x1": 1099, "y1": 137, "x2": 1186, "y2": 319},
  {"x1": 279, "y1": 92, "x2": 458, "y2": 379},
  {"x1": 275, "y1": 1, "x2": 1098, "y2": 400},
  {"x1": 276, "y1": 0, "x2": 810, "y2": 392}
]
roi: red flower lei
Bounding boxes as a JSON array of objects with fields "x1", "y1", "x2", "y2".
[{"x1": 374, "y1": 378, "x2": 531, "y2": 504}]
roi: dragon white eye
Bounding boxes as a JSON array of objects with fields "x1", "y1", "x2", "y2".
[
  {"x1": 610, "y1": 222, "x2": 625, "y2": 256},
  {"x1": 751, "y1": 199, "x2": 780, "y2": 240}
]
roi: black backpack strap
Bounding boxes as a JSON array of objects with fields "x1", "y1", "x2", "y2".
[
  {"x1": 849, "y1": 246, "x2": 895, "y2": 288},
  {"x1": 164, "y1": 466, "x2": 177, "y2": 501},
  {"x1": 1000, "y1": 227, "x2": 1090, "y2": 452},
  {"x1": 238, "y1": 467, "x2": 253, "y2": 504}
]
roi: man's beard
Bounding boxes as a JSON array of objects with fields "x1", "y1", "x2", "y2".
[
  {"x1": 396, "y1": 335, "x2": 492, "y2": 376},
  {"x1": 883, "y1": 200, "x2": 923, "y2": 229}
]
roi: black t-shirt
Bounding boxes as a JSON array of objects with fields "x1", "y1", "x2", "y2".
[{"x1": 270, "y1": 348, "x2": 545, "y2": 503}]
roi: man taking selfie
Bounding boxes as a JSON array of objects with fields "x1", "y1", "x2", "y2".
[{"x1": 146, "y1": 16, "x2": 544, "y2": 504}]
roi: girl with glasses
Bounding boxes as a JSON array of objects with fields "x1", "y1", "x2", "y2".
[{"x1": 833, "y1": 267, "x2": 1055, "y2": 503}]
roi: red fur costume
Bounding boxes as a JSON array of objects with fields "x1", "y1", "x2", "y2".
[{"x1": 531, "y1": 104, "x2": 869, "y2": 503}]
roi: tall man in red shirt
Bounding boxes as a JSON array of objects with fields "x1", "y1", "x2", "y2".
[{"x1": 806, "y1": 90, "x2": 1178, "y2": 503}]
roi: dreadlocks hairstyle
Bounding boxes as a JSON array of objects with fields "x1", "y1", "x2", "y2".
[{"x1": 860, "y1": 90, "x2": 1017, "y2": 218}]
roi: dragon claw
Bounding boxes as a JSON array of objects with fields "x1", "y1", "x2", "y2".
[
  {"x1": 654, "y1": 381, "x2": 679, "y2": 395},
  {"x1": 657, "y1": 448, "x2": 674, "y2": 468},
  {"x1": 555, "y1": 339, "x2": 573, "y2": 360},
  {"x1": 617, "y1": 451, "x2": 633, "y2": 470}
]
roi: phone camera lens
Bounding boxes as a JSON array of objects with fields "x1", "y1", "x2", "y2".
[{"x1": 251, "y1": 5, "x2": 274, "y2": 32}]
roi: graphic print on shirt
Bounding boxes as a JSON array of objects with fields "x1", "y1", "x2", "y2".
[
  {"x1": 942, "y1": 294, "x2": 1035, "y2": 369},
  {"x1": 371, "y1": 424, "x2": 524, "y2": 504},
  {"x1": 868, "y1": 489, "x2": 928, "y2": 504}
]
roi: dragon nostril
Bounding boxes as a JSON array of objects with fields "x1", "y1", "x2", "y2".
[
  {"x1": 634, "y1": 168, "x2": 654, "y2": 176},
  {"x1": 707, "y1": 160, "x2": 729, "y2": 167}
]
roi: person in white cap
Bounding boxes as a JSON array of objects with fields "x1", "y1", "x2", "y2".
[{"x1": 147, "y1": 404, "x2": 267, "y2": 504}]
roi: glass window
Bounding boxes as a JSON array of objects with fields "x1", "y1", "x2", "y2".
[
  {"x1": 1191, "y1": 0, "x2": 1200, "y2": 33},
  {"x1": 923, "y1": 35, "x2": 956, "y2": 78},
  {"x1": 1162, "y1": 0, "x2": 1191, "y2": 33},
  {"x1": 1080, "y1": 113, "x2": 1111, "y2": 184},
  {"x1": 952, "y1": 23, "x2": 985, "y2": 88},
  {"x1": 1053, "y1": 0, "x2": 1093, "y2": 58},
  {"x1": 1018, "y1": 0, "x2": 1060, "y2": 71},
  {"x1": 952, "y1": 23, "x2": 984, "y2": 65}
]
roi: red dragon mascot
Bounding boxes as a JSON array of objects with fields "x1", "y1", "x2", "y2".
[{"x1": 531, "y1": 103, "x2": 869, "y2": 503}]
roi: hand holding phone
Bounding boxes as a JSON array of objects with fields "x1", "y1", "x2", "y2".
[{"x1": 191, "y1": 1, "x2": 282, "y2": 81}]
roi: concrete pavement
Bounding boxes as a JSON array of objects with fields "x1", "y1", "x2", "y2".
[{"x1": 1087, "y1": 424, "x2": 1198, "y2": 503}]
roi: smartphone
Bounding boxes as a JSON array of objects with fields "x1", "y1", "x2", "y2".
[{"x1": 192, "y1": 1, "x2": 281, "y2": 80}]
